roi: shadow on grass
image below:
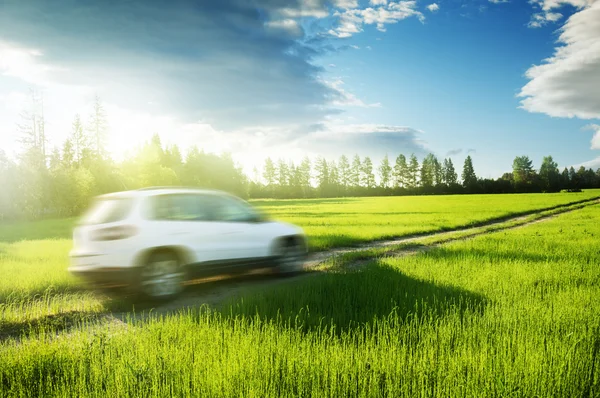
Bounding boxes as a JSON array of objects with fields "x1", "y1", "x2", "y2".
[
  {"x1": 219, "y1": 262, "x2": 488, "y2": 334},
  {"x1": 0, "y1": 284, "x2": 90, "y2": 306},
  {"x1": 0, "y1": 310, "x2": 106, "y2": 342}
]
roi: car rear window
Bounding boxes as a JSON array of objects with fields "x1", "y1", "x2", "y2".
[{"x1": 80, "y1": 198, "x2": 134, "y2": 225}]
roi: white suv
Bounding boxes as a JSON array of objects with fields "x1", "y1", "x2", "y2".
[{"x1": 69, "y1": 187, "x2": 307, "y2": 299}]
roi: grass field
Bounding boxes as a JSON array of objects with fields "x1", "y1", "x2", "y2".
[
  {"x1": 1, "y1": 190, "x2": 599, "y2": 248},
  {"x1": 1, "y1": 192, "x2": 599, "y2": 396}
]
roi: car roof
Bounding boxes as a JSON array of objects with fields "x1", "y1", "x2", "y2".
[{"x1": 97, "y1": 187, "x2": 229, "y2": 199}]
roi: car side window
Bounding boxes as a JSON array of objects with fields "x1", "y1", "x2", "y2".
[
  {"x1": 206, "y1": 195, "x2": 258, "y2": 223},
  {"x1": 150, "y1": 194, "x2": 209, "y2": 221}
]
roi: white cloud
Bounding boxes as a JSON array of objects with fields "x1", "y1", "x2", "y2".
[
  {"x1": 519, "y1": 2, "x2": 600, "y2": 119},
  {"x1": 0, "y1": 41, "x2": 69, "y2": 86},
  {"x1": 584, "y1": 124, "x2": 600, "y2": 149},
  {"x1": 533, "y1": 0, "x2": 595, "y2": 11},
  {"x1": 370, "y1": 0, "x2": 388, "y2": 5},
  {"x1": 330, "y1": 1, "x2": 424, "y2": 37},
  {"x1": 489, "y1": 0, "x2": 509, "y2": 3},
  {"x1": 571, "y1": 156, "x2": 600, "y2": 169},
  {"x1": 333, "y1": 0, "x2": 359, "y2": 9},
  {"x1": 427, "y1": 3, "x2": 440, "y2": 12}
]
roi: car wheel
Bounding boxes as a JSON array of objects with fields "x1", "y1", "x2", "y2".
[
  {"x1": 139, "y1": 251, "x2": 185, "y2": 300},
  {"x1": 275, "y1": 241, "x2": 305, "y2": 275}
]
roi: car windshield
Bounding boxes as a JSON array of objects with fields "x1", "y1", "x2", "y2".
[{"x1": 80, "y1": 197, "x2": 134, "y2": 225}]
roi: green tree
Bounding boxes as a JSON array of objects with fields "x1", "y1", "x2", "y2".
[
  {"x1": 60, "y1": 139, "x2": 73, "y2": 170},
  {"x1": 329, "y1": 160, "x2": 339, "y2": 194},
  {"x1": 378, "y1": 154, "x2": 392, "y2": 188},
  {"x1": 420, "y1": 153, "x2": 436, "y2": 188},
  {"x1": 338, "y1": 155, "x2": 350, "y2": 190},
  {"x1": 263, "y1": 157, "x2": 276, "y2": 186},
  {"x1": 71, "y1": 114, "x2": 88, "y2": 164},
  {"x1": 276, "y1": 159, "x2": 289, "y2": 187},
  {"x1": 512, "y1": 156, "x2": 535, "y2": 186},
  {"x1": 433, "y1": 157, "x2": 443, "y2": 186},
  {"x1": 314, "y1": 157, "x2": 330, "y2": 195},
  {"x1": 462, "y1": 155, "x2": 477, "y2": 188},
  {"x1": 361, "y1": 157, "x2": 376, "y2": 189},
  {"x1": 350, "y1": 155, "x2": 361, "y2": 188},
  {"x1": 407, "y1": 154, "x2": 419, "y2": 189},
  {"x1": 49, "y1": 147, "x2": 62, "y2": 172},
  {"x1": 442, "y1": 158, "x2": 458, "y2": 185},
  {"x1": 539, "y1": 155, "x2": 560, "y2": 192},
  {"x1": 299, "y1": 156, "x2": 311, "y2": 189},
  {"x1": 0, "y1": 151, "x2": 18, "y2": 219},
  {"x1": 393, "y1": 154, "x2": 408, "y2": 188}
]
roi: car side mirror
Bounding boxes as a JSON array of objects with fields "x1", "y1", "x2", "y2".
[{"x1": 249, "y1": 213, "x2": 266, "y2": 223}]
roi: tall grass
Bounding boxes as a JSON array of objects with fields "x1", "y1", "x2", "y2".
[{"x1": 1, "y1": 203, "x2": 598, "y2": 397}]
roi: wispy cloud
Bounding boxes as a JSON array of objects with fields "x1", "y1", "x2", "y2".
[
  {"x1": 329, "y1": 1, "x2": 424, "y2": 38},
  {"x1": 527, "y1": 11, "x2": 563, "y2": 28},
  {"x1": 446, "y1": 148, "x2": 463, "y2": 156}
]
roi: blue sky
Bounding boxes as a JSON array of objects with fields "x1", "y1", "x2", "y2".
[{"x1": 1, "y1": 0, "x2": 599, "y2": 178}]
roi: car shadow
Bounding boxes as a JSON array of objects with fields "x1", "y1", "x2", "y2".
[
  {"x1": 0, "y1": 310, "x2": 108, "y2": 342},
  {"x1": 217, "y1": 262, "x2": 488, "y2": 335}
]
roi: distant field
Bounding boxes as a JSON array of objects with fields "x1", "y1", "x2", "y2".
[
  {"x1": 1, "y1": 197, "x2": 598, "y2": 396},
  {"x1": 254, "y1": 190, "x2": 600, "y2": 249},
  {"x1": 1, "y1": 190, "x2": 599, "y2": 248}
]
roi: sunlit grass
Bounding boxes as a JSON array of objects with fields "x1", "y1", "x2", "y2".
[
  {"x1": 256, "y1": 190, "x2": 600, "y2": 249},
  {"x1": 1, "y1": 199, "x2": 599, "y2": 396}
]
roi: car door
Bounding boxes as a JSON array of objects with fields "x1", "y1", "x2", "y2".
[
  {"x1": 146, "y1": 193, "x2": 239, "y2": 263},
  {"x1": 204, "y1": 194, "x2": 271, "y2": 263}
]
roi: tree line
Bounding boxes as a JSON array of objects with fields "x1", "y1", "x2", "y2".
[
  {"x1": 1, "y1": 93, "x2": 599, "y2": 220},
  {"x1": 251, "y1": 153, "x2": 600, "y2": 198}
]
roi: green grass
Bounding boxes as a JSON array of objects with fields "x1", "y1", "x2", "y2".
[
  {"x1": 254, "y1": 191, "x2": 600, "y2": 250},
  {"x1": 1, "y1": 196, "x2": 599, "y2": 397}
]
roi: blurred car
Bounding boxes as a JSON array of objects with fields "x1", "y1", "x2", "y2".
[{"x1": 69, "y1": 187, "x2": 307, "y2": 299}]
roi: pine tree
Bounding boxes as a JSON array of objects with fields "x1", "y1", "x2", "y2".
[
  {"x1": 338, "y1": 155, "x2": 350, "y2": 189},
  {"x1": 49, "y1": 147, "x2": 61, "y2": 171},
  {"x1": 433, "y1": 157, "x2": 443, "y2": 186},
  {"x1": 393, "y1": 154, "x2": 408, "y2": 188},
  {"x1": 71, "y1": 114, "x2": 88, "y2": 165},
  {"x1": 263, "y1": 157, "x2": 276, "y2": 186},
  {"x1": 407, "y1": 154, "x2": 419, "y2": 188},
  {"x1": 442, "y1": 158, "x2": 458, "y2": 185},
  {"x1": 89, "y1": 95, "x2": 108, "y2": 158},
  {"x1": 378, "y1": 154, "x2": 392, "y2": 188},
  {"x1": 276, "y1": 159, "x2": 289, "y2": 187},
  {"x1": 62, "y1": 139, "x2": 74, "y2": 169},
  {"x1": 420, "y1": 153, "x2": 436, "y2": 188},
  {"x1": 361, "y1": 157, "x2": 376, "y2": 189},
  {"x1": 462, "y1": 155, "x2": 477, "y2": 188},
  {"x1": 351, "y1": 154, "x2": 361, "y2": 188},
  {"x1": 299, "y1": 156, "x2": 311, "y2": 188},
  {"x1": 314, "y1": 157, "x2": 330, "y2": 194}
]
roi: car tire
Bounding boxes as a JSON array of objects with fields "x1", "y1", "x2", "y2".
[
  {"x1": 274, "y1": 240, "x2": 305, "y2": 275},
  {"x1": 138, "y1": 251, "x2": 185, "y2": 300}
]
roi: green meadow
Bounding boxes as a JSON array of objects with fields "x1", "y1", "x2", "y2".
[{"x1": 1, "y1": 192, "x2": 599, "y2": 397}]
